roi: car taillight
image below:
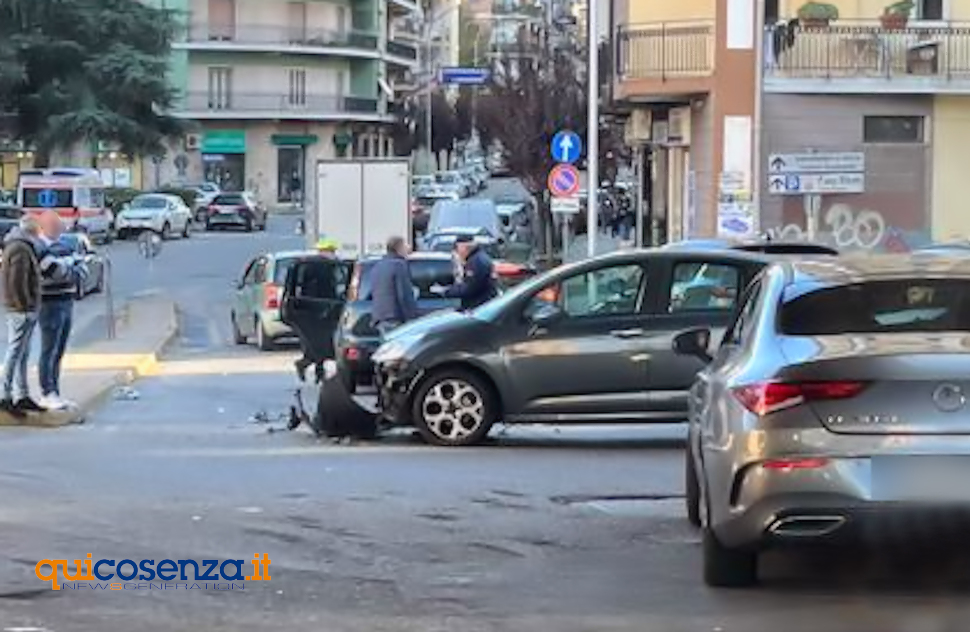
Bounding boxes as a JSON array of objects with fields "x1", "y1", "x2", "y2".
[
  {"x1": 762, "y1": 458, "x2": 829, "y2": 471},
  {"x1": 345, "y1": 347, "x2": 360, "y2": 361},
  {"x1": 731, "y1": 381, "x2": 867, "y2": 416},
  {"x1": 263, "y1": 284, "x2": 280, "y2": 309}
]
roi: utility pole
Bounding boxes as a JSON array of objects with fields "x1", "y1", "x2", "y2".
[
  {"x1": 586, "y1": 0, "x2": 598, "y2": 258},
  {"x1": 424, "y1": 12, "x2": 434, "y2": 172}
]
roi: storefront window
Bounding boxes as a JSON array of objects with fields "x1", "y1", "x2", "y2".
[
  {"x1": 277, "y1": 146, "x2": 304, "y2": 203},
  {"x1": 203, "y1": 154, "x2": 245, "y2": 191}
]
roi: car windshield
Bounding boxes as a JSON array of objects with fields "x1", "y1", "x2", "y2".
[
  {"x1": 358, "y1": 259, "x2": 455, "y2": 300},
  {"x1": 435, "y1": 173, "x2": 458, "y2": 184},
  {"x1": 780, "y1": 279, "x2": 970, "y2": 335},
  {"x1": 130, "y1": 196, "x2": 168, "y2": 210}
]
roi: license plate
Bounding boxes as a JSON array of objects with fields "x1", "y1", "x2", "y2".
[
  {"x1": 873, "y1": 456, "x2": 970, "y2": 502},
  {"x1": 217, "y1": 209, "x2": 235, "y2": 215}
]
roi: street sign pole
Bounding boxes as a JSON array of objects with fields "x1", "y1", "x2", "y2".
[
  {"x1": 586, "y1": 0, "x2": 599, "y2": 259},
  {"x1": 804, "y1": 194, "x2": 821, "y2": 241},
  {"x1": 634, "y1": 144, "x2": 644, "y2": 248}
]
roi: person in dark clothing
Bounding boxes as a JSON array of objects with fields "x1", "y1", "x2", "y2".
[
  {"x1": 36, "y1": 212, "x2": 87, "y2": 410},
  {"x1": 0, "y1": 217, "x2": 46, "y2": 417},
  {"x1": 440, "y1": 236, "x2": 498, "y2": 310},
  {"x1": 367, "y1": 236, "x2": 419, "y2": 337}
]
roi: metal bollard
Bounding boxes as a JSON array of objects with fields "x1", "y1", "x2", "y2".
[{"x1": 105, "y1": 254, "x2": 116, "y2": 339}]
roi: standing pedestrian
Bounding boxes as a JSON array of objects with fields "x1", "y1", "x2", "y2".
[
  {"x1": 439, "y1": 235, "x2": 497, "y2": 310},
  {"x1": 367, "y1": 236, "x2": 419, "y2": 337},
  {"x1": 294, "y1": 236, "x2": 344, "y2": 381},
  {"x1": 36, "y1": 211, "x2": 86, "y2": 410},
  {"x1": 1, "y1": 215, "x2": 46, "y2": 417}
]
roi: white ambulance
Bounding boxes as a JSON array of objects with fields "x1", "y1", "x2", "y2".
[{"x1": 16, "y1": 168, "x2": 113, "y2": 243}]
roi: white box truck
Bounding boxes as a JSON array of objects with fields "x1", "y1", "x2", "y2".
[{"x1": 309, "y1": 159, "x2": 411, "y2": 258}]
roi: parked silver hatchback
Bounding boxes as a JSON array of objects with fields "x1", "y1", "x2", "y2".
[{"x1": 675, "y1": 254, "x2": 970, "y2": 587}]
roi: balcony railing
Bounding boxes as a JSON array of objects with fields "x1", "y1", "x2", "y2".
[
  {"x1": 386, "y1": 40, "x2": 418, "y2": 60},
  {"x1": 182, "y1": 23, "x2": 379, "y2": 52},
  {"x1": 616, "y1": 21, "x2": 714, "y2": 80},
  {"x1": 765, "y1": 20, "x2": 970, "y2": 82},
  {"x1": 179, "y1": 92, "x2": 379, "y2": 116}
]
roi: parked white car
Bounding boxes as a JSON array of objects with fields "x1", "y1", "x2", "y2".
[
  {"x1": 115, "y1": 193, "x2": 193, "y2": 240},
  {"x1": 434, "y1": 171, "x2": 470, "y2": 198}
]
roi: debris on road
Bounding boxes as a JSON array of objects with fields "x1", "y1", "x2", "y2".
[{"x1": 113, "y1": 386, "x2": 140, "y2": 401}]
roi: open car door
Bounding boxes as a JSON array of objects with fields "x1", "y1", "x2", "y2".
[{"x1": 281, "y1": 257, "x2": 354, "y2": 364}]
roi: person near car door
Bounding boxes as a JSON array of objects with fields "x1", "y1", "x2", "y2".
[
  {"x1": 294, "y1": 236, "x2": 343, "y2": 382},
  {"x1": 36, "y1": 211, "x2": 88, "y2": 410},
  {"x1": 368, "y1": 236, "x2": 419, "y2": 337},
  {"x1": 441, "y1": 235, "x2": 497, "y2": 310},
  {"x1": 0, "y1": 215, "x2": 46, "y2": 417}
]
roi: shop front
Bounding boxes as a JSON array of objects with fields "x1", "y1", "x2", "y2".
[
  {"x1": 202, "y1": 130, "x2": 246, "y2": 191},
  {"x1": 272, "y1": 134, "x2": 318, "y2": 204}
]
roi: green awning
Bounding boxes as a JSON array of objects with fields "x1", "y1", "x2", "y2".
[{"x1": 271, "y1": 134, "x2": 319, "y2": 146}]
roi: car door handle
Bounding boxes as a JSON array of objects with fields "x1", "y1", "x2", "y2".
[{"x1": 610, "y1": 328, "x2": 644, "y2": 339}]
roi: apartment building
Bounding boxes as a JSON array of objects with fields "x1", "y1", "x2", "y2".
[
  {"x1": 613, "y1": 0, "x2": 968, "y2": 251},
  {"x1": 151, "y1": 0, "x2": 419, "y2": 206}
]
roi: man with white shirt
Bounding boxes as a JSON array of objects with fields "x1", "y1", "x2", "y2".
[{"x1": 36, "y1": 211, "x2": 86, "y2": 410}]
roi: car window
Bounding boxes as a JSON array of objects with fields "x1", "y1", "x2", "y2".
[
  {"x1": 780, "y1": 278, "x2": 970, "y2": 335},
  {"x1": 668, "y1": 262, "x2": 741, "y2": 313},
  {"x1": 526, "y1": 263, "x2": 646, "y2": 319},
  {"x1": 131, "y1": 196, "x2": 169, "y2": 210},
  {"x1": 241, "y1": 259, "x2": 259, "y2": 285},
  {"x1": 357, "y1": 259, "x2": 454, "y2": 301},
  {"x1": 214, "y1": 194, "x2": 245, "y2": 205},
  {"x1": 273, "y1": 258, "x2": 296, "y2": 285},
  {"x1": 722, "y1": 279, "x2": 763, "y2": 347},
  {"x1": 293, "y1": 261, "x2": 350, "y2": 299},
  {"x1": 252, "y1": 258, "x2": 268, "y2": 284}
]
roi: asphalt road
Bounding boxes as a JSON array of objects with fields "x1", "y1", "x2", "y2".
[{"x1": 0, "y1": 183, "x2": 968, "y2": 630}]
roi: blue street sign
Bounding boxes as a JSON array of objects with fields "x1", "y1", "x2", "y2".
[
  {"x1": 37, "y1": 189, "x2": 58, "y2": 208},
  {"x1": 550, "y1": 130, "x2": 581, "y2": 164},
  {"x1": 439, "y1": 67, "x2": 490, "y2": 85}
]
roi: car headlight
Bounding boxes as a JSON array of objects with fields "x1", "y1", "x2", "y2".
[{"x1": 372, "y1": 336, "x2": 419, "y2": 365}]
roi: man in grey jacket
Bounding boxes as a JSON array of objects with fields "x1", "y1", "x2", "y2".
[
  {"x1": 367, "y1": 236, "x2": 418, "y2": 337},
  {"x1": 1, "y1": 216, "x2": 46, "y2": 417}
]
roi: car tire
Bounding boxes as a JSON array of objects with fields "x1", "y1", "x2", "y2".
[
  {"x1": 244, "y1": 218, "x2": 254, "y2": 233},
  {"x1": 75, "y1": 280, "x2": 85, "y2": 300},
  {"x1": 205, "y1": 222, "x2": 214, "y2": 232},
  {"x1": 255, "y1": 317, "x2": 274, "y2": 351},
  {"x1": 92, "y1": 271, "x2": 104, "y2": 294},
  {"x1": 231, "y1": 312, "x2": 247, "y2": 345},
  {"x1": 686, "y1": 447, "x2": 702, "y2": 528},
  {"x1": 160, "y1": 222, "x2": 171, "y2": 240},
  {"x1": 411, "y1": 368, "x2": 497, "y2": 447},
  {"x1": 182, "y1": 221, "x2": 190, "y2": 238},
  {"x1": 702, "y1": 528, "x2": 758, "y2": 588}
]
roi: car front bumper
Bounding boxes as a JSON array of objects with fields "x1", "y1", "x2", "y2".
[
  {"x1": 337, "y1": 337, "x2": 381, "y2": 384},
  {"x1": 374, "y1": 362, "x2": 423, "y2": 426}
]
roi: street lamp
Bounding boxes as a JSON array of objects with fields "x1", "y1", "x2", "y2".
[{"x1": 586, "y1": 0, "x2": 598, "y2": 258}]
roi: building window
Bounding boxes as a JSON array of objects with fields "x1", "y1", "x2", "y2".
[
  {"x1": 207, "y1": 67, "x2": 233, "y2": 110},
  {"x1": 863, "y1": 115, "x2": 924, "y2": 144},
  {"x1": 336, "y1": 6, "x2": 348, "y2": 36},
  {"x1": 915, "y1": 0, "x2": 944, "y2": 20},
  {"x1": 288, "y1": 69, "x2": 307, "y2": 107}
]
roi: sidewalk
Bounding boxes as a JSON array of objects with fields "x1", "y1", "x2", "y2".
[{"x1": 0, "y1": 293, "x2": 178, "y2": 428}]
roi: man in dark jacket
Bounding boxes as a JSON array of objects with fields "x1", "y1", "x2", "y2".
[
  {"x1": 36, "y1": 211, "x2": 86, "y2": 410},
  {"x1": 1, "y1": 216, "x2": 46, "y2": 416},
  {"x1": 442, "y1": 235, "x2": 497, "y2": 310},
  {"x1": 367, "y1": 236, "x2": 418, "y2": 337}
]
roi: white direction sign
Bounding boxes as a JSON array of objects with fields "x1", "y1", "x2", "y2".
[
  {"x1": 767, "y1": 172, "x2": 865, "y2": 195},
  {"x1": 551, "y1": 196, "x2": 581, "y2": 214},
  {"x1": 768, "y1": 152, "x2": 864, "y2": 174}
]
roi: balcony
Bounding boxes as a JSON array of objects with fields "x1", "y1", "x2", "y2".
[
  {"x1": 175, "y1": 92, "x2": 387, "y2": 122},
  {"x1": 765, "y1": 20, "x2": 970, "y2": 94},
  {"x1": 614, "y1": 21, "x2": 715, "y2": 101},
  {"x1": 387, "y1": 0, "x2": 420, "y2": 16},
  {"x1": 386, "y1": 19, "x2": 420, "y2": 65},
  {"x1": 386, "y1": 40, "x2": 419, "y2": 63},
  {"x1": 177, "y1": 23, "x2": 380, "y2": 60}
]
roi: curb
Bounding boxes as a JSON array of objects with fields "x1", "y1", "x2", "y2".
[{"x1": 0, "y1": 300, "x2": 180, "y2": 429}]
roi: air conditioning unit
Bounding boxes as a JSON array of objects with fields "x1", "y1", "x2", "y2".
[
  {"x1": 667, "y1": 107, "x2": 691, "y2": 145},
  {"x1": 184, "y1": 134, "x2": 202, "y2": 151},
  {"x1": 624, "y1": 110, "x2": 652, "y2": 144}
]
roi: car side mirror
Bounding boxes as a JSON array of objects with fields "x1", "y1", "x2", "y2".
[
  {"x1": 527, "y1": 302, "x2": 564, "y2": 329},
  {"x1": 672, "y1": 327, "x2": 714, "y2": 363}
]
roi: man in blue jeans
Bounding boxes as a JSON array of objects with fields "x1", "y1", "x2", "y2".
[
  {"x1": 1, "y1": 215, "x2": 46, "y2": 417},
  {"x1": 36, "y1": 211, "x2": 85, "y2": 411}
]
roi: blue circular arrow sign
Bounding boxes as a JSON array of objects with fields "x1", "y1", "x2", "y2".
[
  {"x1": 550, "y1": 130, "x2": 581, "y2": 164},
  {"x1": 37, "y1": 189, "x2": 58, "y2": 208}
]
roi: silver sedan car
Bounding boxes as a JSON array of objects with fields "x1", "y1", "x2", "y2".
[{"x1": 675, "y1": 254, "x2": 970, "y2": 587}]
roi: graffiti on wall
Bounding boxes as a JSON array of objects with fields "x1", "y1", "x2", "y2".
[{"x1": 764, "y1": 203, "x2": 912, "y2": 252}]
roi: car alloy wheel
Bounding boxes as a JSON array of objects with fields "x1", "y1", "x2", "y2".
[
  {"x1": 161, "y1": 222, "x2": 171, "y2": 240},
  {"x1": 413, "y1": 370, "x2": 495, "y2": 446}
]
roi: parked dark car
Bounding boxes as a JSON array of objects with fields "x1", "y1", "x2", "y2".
[
  {"x1": 0, "y1": 203, "x2": 22, "y2": 241},
  {"x1": 366, "y1": 245, "x2": 836, "y2": 446},
  {"x1": 336, "y1": 252, "x2": 459, "y2": 392},
  {"x1": 58, "y1": 232, "x2": 106, "y2": 298},
  {"x1": 204, "y1": 191, "x2": 267, "y2": 232}
]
